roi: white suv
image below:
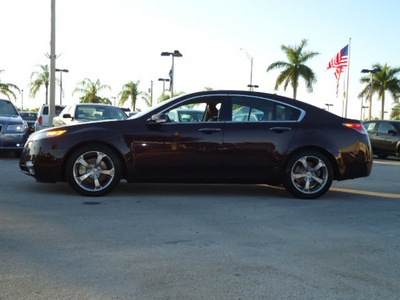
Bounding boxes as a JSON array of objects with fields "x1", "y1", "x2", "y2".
[{"x1": 35, "y1": 104, "x2": 66, "y2": 131}]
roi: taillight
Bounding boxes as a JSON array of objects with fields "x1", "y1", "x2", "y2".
[
  {"x1": 39, "y1": 116, "x2": 43, "y2": 124},
  {"x1": 343, "y1": 123, "x2": 367, "y2": 134}
]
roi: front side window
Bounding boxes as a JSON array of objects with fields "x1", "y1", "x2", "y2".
[
  {"x1": 165, "y1": 97, "x2": 222, "y2": 123},
  {"x1": 364, "y1": 122, "x2": 376, "y2": 132},
  {"x1": 231, "y1": 96, "x2": 300, "y2": 122}
]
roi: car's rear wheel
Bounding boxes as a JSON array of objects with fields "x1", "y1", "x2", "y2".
[
  {"x1": 284, "y1": 150, "x2": 333, "y2": 199},
  {"x1": 66, "y1": 145, "x2": 122, "y2": 196}
]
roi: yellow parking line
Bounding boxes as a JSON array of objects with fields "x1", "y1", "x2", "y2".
[
  {"x1": 259, "y1": 184, "x2": 400, "y2": 199},
  {"x1": 330, "y1": 187, "x2": 400, "y2": 198},
  {"x1": 374, "y1": 160, "x2": 400, "y2": 166}
]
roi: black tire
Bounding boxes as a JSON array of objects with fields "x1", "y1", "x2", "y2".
[
  {"x1": 283, "y1": 150, "x2": 333, "y2": 199},
  {"x1": 377, "y1": 154, "x2": 389, "y2": 159},
  {"x1": 66, "y1": 144, "x2": 122, "y2": 196}
]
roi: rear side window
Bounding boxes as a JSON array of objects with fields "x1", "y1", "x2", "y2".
[
  {"x1": 377, "y1": 122, "x2": 395, "y2": 134},
  {"x1": 231, "y1": 96, "x2": 301, "y2": 122}
]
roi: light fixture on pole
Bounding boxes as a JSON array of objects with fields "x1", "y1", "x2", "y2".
[
  {"x1": 247, "y1": 84, "x2": 259, "y2": 90},
  {"x1": 158, "y1": 78, "x2": 170, "y2": 102},
  {"x1": 55, "y1": 68, "x2": 69, "y2": 105},
  {"x1": 325, "y1": 103, "x2": 333, "y2": 111},
  {"x1": 161, "y1": 50, "x2": 182, "y2": 98},
  {"x1": 361, "y1": 68, "x2": 381, "y2": 120}
]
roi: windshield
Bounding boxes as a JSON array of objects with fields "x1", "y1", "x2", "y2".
[
  {"x1": 0, "y1": 100, "x2": 19, "y2": 116},
  {"x1": 20, "y1": 112, "x2": 38, "y2": 120},
  {"x1": 75, "y1": 105, "x2": 128, "y2": 120},
  {"x1": 131, "y1": 96, "x2": 181, "y2": 119}
]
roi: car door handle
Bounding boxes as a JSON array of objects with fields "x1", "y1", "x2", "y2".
[
  {"x1": 199, "y1": 128, "x2": 221, "y2": 134},
  {"x1": 270, "y1": 127, "x2": 292, "y2": 133}
]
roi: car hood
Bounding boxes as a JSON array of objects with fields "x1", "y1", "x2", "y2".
[{"x1": 0, "y1": 115, "x2": 23, "y2": 123}]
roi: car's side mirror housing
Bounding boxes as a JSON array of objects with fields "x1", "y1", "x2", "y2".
[
  {"x1": 148, "y1": 113, "x2": 171, "y2": 124},
  {"x1": 63, "y1": 113, "x2": 73, "y2": 119},
  {"x1": 388, "y1": 129, "x2": 398, "y2": 135}
]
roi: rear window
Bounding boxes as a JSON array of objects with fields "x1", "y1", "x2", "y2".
[{"x1": 42, "y1": 106, "x2": 66, "y2": 116}]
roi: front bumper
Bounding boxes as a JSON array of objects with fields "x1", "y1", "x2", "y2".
[
  {"x1": 0, "y1": 133, "x2": 27, "y2": 150},
  {"x1": 19, "y1": 136, "x2": 67, "y2": 183}
]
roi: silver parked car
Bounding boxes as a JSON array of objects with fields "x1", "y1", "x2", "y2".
[{"x1": 53, "y1": 104, "x2": 128, "y2": 127}]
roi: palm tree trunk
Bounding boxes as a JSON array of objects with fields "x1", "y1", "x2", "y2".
[
  {"x1": 45, "y1": 83, "x2": 49, "y2": 104},
  {"x1": 381, "y1": 94, "x2": 385, "y2": 119},
  {"x1": 293, "y1": 87, "x2": 297, "y2": 100}
]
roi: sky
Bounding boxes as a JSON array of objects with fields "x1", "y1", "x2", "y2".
[{"x1": 1, "y1": 0, "x2": 399, "y2": 119}]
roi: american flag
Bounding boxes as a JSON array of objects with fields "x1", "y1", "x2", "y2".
[
  {"x1": 169, "y1": 69, "x2": 173, "y2": 91},
  {"x1": 327, "y1": 45, "x2": 349, "y2": 69}
]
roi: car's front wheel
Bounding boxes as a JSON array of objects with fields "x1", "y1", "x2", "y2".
[
  {"x1": 283, "y1": 150, "x2": 333, "y2": 199},
  {"x1": 66, "y1": 145, "x2": 122, "y2": 196}
]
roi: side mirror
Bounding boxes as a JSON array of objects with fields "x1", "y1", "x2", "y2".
[
  {"x1": 63, "y1": 113, "x2": 72, "y2": 119},
  {"x1": 388, "y1": 129, "x2": 398, "y2": 135},
  {"x1": 149, "y1": 113, "x2": 171, "y2": 124}
]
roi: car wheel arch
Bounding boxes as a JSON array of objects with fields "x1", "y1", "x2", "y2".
[
  {"x1": 61, "y1": 141, "x2": 127, "y2": 182},
  {"x1": 284, "y1": 146, "x2": 339, "y2": 180}
]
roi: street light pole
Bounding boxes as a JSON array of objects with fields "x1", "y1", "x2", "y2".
[
  {"x1": 161, "y1": 50, "x2": 182, "y2": 98},
  {"x1": 158, "y1": 78, "x2": 170, "y2": 102},
  {"x1": 55, "y1": 68, "x2": 69, "y2": 105},
  {"x1": 241, "y1": 49, "x2": 255, "y2": 90},
  {"x1": 361, "y1": 68, "x2": 381, "y2": 120}
]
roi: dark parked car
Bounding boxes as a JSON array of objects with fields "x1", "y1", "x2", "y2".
[
  {"x1": 0, "y1": 99, "x2": 29, "y2": 156},
  {"x1": 364, "y1": 120, "x2": 400, "y2": 159},
  {"x1": 53, "y1": 103, "x2": 128, "y2": 127},
  {"x1": 19, "y1": 111, "x2": 38, "y2": 134},
  {"x1": 20, "y1": 90, "x2": 373, "y2": 199}
]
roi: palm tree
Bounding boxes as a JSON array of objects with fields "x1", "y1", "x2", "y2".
[
  {"x1": 73, "y1": 78, "x2": 111, "y2": 104},
  {"x1": 141, "y1": 91, "x2": 152, "y2": 108},
  {"x1": 266, "y1": 39, "x2": 319, "y2": 99},
  {"x1": 118, "y1": 81, "x2": 141, "y2": 111},
  {"x1": 390, "y1": 103, "x2": 400, "y2": 120},
  {"x1": 359, "y1": 63, "x2": 400, "y2": 119},
  {"x1": 157, "y1": 91, "x2": 185, "y2": 104},
  {"x1": 30, "y1": 65, "x2": 50, "y2": 104},
  {"x1": 0, "y1": 70, "x2": 20, "y2": 100}
]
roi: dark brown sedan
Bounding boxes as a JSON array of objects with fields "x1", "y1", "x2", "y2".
[{"x1": 20, "y1": 91, "x2": 373, "y2": 199}]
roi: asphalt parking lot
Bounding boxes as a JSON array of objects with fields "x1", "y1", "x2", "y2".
[{"x1": 1, "y1": 151, "x2": 400, "y2": 299}]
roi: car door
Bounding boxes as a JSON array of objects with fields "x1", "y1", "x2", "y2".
[
  {"x1": 222, "y1": 95, "x2": 300, "y2": 180},
  {"x1": 376, "y1": 121, "x2": 398, "y2": 154},
  {"x1": 132, "y1": 95, "x2": 226, "y2": 181}
]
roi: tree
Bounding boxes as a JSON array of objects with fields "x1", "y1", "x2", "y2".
[
  {"x1": 359, "y1": 63, "x2": 400, "y2": 119},
  {"x1": 118, "y1": 81, "x2": 141, "y2": 111},
  {"x1": 30, "y1": 65, "x2": 50, "y2": 104},
  {"x1": 73, "y1": 78, "x2": 111, "y2": 104},
  {"x1": 390, "y1": 103, "x2": 400, "y2": 120},
  {"x1": 157, "y1": 91, "x2": 185, "y2": 104},
  {"x1": 266, "y1": 39, "x2": 319, "y2": 99},
  {"x1": 141, "y1": 91, "x2": 152, "y2": 108},
  {"x1": 0, "y1": 70, "x2": 20, "y2": 101}
]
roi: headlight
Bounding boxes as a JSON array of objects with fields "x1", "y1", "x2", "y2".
[{"x1": 6, "y1": 123, "x2": 27, "y2": 133}]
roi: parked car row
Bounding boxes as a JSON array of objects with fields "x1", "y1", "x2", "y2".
[
  {"x1": 19, "y1": 90, "x2": 373, "y2": 199},
  {"x1": 364, "y1": 120, "x2": 400, "y2": 159}
]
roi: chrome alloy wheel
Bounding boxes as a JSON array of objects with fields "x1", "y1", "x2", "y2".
[
  {"x1": 72, "y1": 151, "x2": 116, "y2": 192},
  {"x1": 290, "y1": 155, "x2": 329, "y2": 195}
]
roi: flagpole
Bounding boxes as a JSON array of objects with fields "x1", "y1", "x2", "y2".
[{"x1": 344, "y1": 38, "x2": 351, "y2": 118}]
